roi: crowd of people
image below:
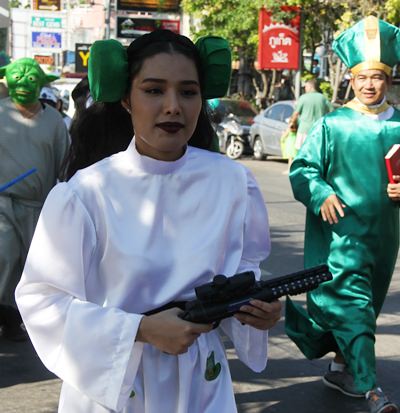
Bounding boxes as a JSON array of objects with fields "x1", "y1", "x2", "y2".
[{"x1": 0, "y1": 14, "x2": 399, "y2": 413}]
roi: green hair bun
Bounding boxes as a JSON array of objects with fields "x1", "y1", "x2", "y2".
[
  {"x1": 195, "y1": 36, "x2": 232, "y2": 99},
  {"x1": 88, "y1": 35, "x2": 231, "y2": 102},
  {"x1": 88, "y1": 39, "x2": 128, "y2": 102}
]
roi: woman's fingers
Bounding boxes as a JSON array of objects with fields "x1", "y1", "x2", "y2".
[{"x1": 234, "y1": 299, "x2": 282, "y2": 330}]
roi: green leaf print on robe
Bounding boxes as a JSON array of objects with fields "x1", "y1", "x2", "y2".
[{"x1": 204, "y1": 351, "x2": 221, "y2": 381}]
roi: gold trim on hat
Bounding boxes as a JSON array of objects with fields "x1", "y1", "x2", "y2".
[
  {"x1": 350, "y1": 61, "x2": 392, "y2": 76},
  {"x1": 364, "y1": 16, "x2": 381, "y2": 63}
]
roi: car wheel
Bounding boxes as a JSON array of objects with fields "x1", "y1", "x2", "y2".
[
  {"x1": 253, "y1": 137, "x2": 266, "y2": 160},
  {"x1": 226, "y1": 139, "x2": 244, "y2": 160}
]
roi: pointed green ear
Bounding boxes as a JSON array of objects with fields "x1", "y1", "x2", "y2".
[
  {"x1": 0, "y1": 65, "x2": 8, "y2": 79},
  {"x1": 195, "y1": 36, "x2": 232, "y2": 99},
  {"x1": 45, "y1": 74, "x2": 59, "y2": 84}
]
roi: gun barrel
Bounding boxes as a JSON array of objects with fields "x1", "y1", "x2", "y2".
[
  {"x1": 182, "y1": 264, "x2": 333, "y2": 324},
  {"x1": 259, "y1": 264, "x2": 332, "y2": 301}
]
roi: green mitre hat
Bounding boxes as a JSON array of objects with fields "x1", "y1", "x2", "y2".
[{"x1": 332, "y1": 15, "x2": 400, "y2": 76}]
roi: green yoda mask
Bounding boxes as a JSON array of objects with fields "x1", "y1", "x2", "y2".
[{"x1": 0, "y1": 58, "x2": 58, "y2": 105}]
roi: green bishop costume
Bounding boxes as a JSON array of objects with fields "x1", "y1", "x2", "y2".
[{"x1": 286, "y1": 16, "x2": 400, "y2": 394}]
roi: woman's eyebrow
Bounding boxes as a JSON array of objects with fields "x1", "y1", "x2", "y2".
[{"x1": 141, "y1": 78, "x2": 200, "y2": 86}]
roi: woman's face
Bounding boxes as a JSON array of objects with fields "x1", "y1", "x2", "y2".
[{"x1": 123, "y1": 52, "x2": 202, "y2": 161}]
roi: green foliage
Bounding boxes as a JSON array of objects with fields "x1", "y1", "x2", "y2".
[
  {"x1": 182, "y1": 0, "x2": 400, "y2": 98},
  {"x1": 384, "y1": 0, "x2": 400, "y2": 23},
  {"x1": 301, "y1": 72, "x2": 333, "y2": 99},
  {"x1": 319, "y1": 80, "x2": 333, "y2": 99},
  {"x1": 9, "y1": 0, "x2": 22, "y2": 7},
  {"x1": 301, "y1": 72, "x2": 315, "y2": 82},
  {"x1": 181, "y1": 0, "x2": 260, "y2": 60}
]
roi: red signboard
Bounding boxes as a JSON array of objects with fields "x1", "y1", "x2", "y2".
[
  {"x1": 257, "y1": 7, "x2": 301, "y2": 70},
  {"x1": 34, "y1": 55, "x2": 54, "y2": 65}
]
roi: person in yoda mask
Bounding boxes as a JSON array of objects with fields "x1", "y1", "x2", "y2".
[{"x1": 0, "y1": 58, "x2": 69, "y2": 341}]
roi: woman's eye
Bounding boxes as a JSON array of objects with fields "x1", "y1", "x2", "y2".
[
  {"x1": 182, "y1": 89, "x2": 199, "y2": 97},
  {"x1": 145, "y1": 88, "x2": 162, "y2": 95}
]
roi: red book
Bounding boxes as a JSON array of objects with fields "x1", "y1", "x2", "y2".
[{"x1": 385, "y1": 144, "x2": 400, "y2": 183}]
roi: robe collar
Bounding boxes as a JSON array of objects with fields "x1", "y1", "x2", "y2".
[
  {"x1": 126, "y1": 137, "x2": 188, "y2": 175},
  {"x1": 344, "y1": 96, "x2": 390, "y2": 115}
]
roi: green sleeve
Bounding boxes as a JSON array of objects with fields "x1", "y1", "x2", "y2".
[
  {"x1": 289, "y1": 118, "x2": 335, "y2": 216},
  {"x1": 295, "y1": 96, "x2": 303, "y2": 113}
]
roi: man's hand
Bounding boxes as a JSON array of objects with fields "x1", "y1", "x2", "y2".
[
  {"x1": 387, "y1": 176, "x2": 400, "y2": 201},
  {"x1": 320, "y1": 194, "x2": 346, "y2": 224},
  {"x1": 234, "y1": 299, "x2": 282, "y2": 330},
  {"x1": 137, "y1": 308, "x2": 213, "y2": 355}
]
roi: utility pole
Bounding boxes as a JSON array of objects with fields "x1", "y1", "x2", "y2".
[{"x1": 104, "y1": 0, "x2": 111, "y2": 39}]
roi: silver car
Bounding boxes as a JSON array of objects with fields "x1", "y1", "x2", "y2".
[{"x1": 249, "y1": 100, "x2": 295, "y2": 160}]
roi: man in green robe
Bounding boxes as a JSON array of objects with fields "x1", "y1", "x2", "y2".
[
  {"x1": 0, "y1": 58, "x2": 69, "y2": 341},
  {"x1": 286, "y1": 16, "x2": 400, "y2": 413}
]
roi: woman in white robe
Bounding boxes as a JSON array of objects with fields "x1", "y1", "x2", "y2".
[{"x1": 15, "y1": 30, "x2": 281, "y2": 413}]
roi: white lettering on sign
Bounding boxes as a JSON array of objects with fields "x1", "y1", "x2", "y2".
[
  {"x1": 272, "y1": 50, "x2": 289, "y2": 63},
  {"x1": 269, "y1": 32, "x2": 292, "y2": 49}
]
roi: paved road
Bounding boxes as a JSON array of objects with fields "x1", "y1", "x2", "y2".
[{"x1": 0, "y1": 157, "x2": 399, "y2": 413}]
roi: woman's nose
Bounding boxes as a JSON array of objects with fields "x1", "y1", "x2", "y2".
[{"x1": 164, "y1": 91, "x2": 181, "y2": 115}]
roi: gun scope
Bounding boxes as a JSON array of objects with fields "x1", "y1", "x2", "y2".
[{"x1": 195, "y1": 271, "x2": 255, "y2": 302}]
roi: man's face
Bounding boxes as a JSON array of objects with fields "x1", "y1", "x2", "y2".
[
  {"x1": 5, "y1": 59, "x2": 45, "y2": 105},
  {"x1": 350, "y1": 69, "x2": 389, "y2": 106}
]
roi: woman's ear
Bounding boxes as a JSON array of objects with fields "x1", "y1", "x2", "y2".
[{"x1": 121, "y1": 98, "x2": 131, "y2": 114}]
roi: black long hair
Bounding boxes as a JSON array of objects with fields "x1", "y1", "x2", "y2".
[{"x1": 61, "y1": 30, "x2": 216, "y2": 181}]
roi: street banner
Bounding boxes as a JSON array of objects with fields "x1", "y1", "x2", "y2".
[
  {"x1": 258, "y1": 7, "x2": 301, "y2": 70},
  {"x1": 75, "y1": 43, "x2": 91, "y2": 73},
  {"x1": 116, "y1": 0, "x2": 179, "y2": 12},
  {"x1": 32, "y1": 31, "x2": 62, "y2": 49},
  {"x1": 117, "y1": 16, "x2": 180, "y2": 38},
  {"x1": 32, "y1": 0, "x2": 61, "y2": 12}
]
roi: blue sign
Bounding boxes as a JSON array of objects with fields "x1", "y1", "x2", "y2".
[{"x1": 32, "y1": 31, "x2": 62, "y2": 49}]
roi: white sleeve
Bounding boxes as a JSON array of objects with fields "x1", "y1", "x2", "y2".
[
  {"x1": 15, "y1": 183, "x2": 144, "y2": 412},
  {"x1": 220, "y1": 167, "x2": 271, "y2": 372}
]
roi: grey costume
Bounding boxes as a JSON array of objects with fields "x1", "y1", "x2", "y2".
[{"x1": 0, "y1": 97, "x2": 69, "y2": 306}]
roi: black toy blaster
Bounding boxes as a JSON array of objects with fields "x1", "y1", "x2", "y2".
[{"x1": 181, "y1": 264, "x2": 332, "y2": 324}]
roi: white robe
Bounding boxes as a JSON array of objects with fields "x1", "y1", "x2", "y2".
[{"x1": 16, "y1": 140, "x2": 271, "y2": 413}]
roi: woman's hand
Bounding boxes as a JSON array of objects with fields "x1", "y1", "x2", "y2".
[
  {"x1": 234, "y1": 299, "x2": 282, "y2": 330},
  {"x1": 320, "y1": 194, "x2": 346, "y2": 224},
  {"x1": 387, "y1": 177, "x2": 400, "y2": 201},
  {"x1": 136, "y1": 308, "x2": 213, "y2": 355}
]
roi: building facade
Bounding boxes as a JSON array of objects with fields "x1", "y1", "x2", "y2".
[{"x1": 9, "y1": 1, "x2": 186, "y2": 74}]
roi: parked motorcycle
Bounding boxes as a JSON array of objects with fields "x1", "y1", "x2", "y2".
[{"x1": 215, "y1": 114, "x2": 252, "y2": 160}]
